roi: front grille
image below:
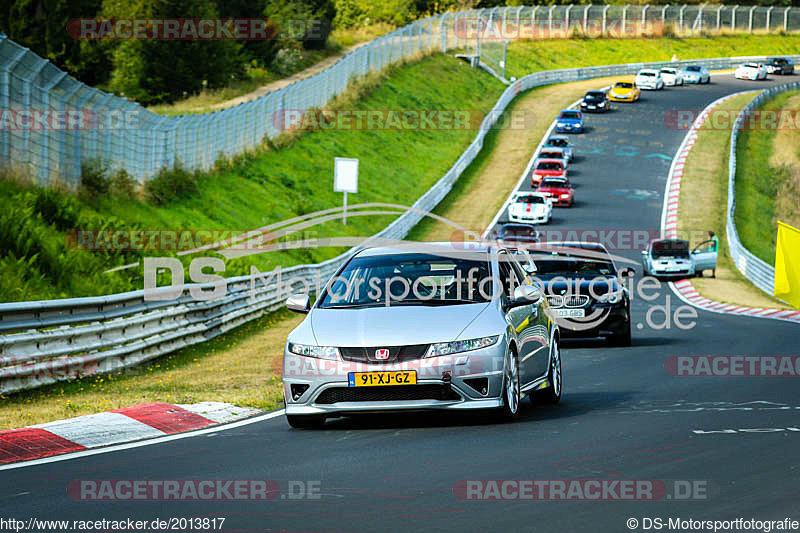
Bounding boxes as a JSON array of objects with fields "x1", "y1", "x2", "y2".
[
  {"x1": 547, "y1": 294, "x2": 590, "y2": 308},
  {"x1": 339, "y1": 344, "x2": 430, "y2": 364},
  {"x1": 315, "y1": 385, "x2": 461, "y2": 404}
]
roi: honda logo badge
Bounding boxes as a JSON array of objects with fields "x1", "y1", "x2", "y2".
[{"x1": 375, "y1": 348, "x2": 390, "y2": 360}]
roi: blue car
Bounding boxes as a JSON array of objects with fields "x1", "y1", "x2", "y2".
[{"x1": 555, "y1": 109, "x2": 584, "y2": 134}]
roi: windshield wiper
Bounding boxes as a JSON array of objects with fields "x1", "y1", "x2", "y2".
[
  {"x1": 389, "y1": 298, "x2": 485, "y2": 306},
  {"x1": 320, "y1": 302, "x2": 385, "y2": 309}
]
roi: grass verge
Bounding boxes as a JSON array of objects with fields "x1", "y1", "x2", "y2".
[
  {"x1": 677, "y1": 92, "x2": 792, "y2": 309},
  {"x1": 734, "y1": 89, "x2": 800, "y2": 265}
]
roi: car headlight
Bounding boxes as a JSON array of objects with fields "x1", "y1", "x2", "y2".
[
  {"x1": 425, "y1": 336, "x2": 500, "y2": 357},
  {"x1": 557, "y1": 122, "x2": 567, "y2": 127},
  {"x1": 598, "y1": 101, "x2": 605, "y2": 106},
  {"x1": 288, "y1": 343, "x2": 340, "y2": 360},
  {"x1": 597, "y1": 290, "x2": 624, "y2": 304},
  {"x1": 560, "y1": 193, "x2": 570, "y2": 198}
]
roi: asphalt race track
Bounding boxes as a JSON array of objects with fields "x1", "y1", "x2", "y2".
[{"x1": 3, "y1": 74, "x2": 799, "y2": 532}]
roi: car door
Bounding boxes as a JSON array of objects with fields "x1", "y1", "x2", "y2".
[
  {"x1": 498, "y1": 253, "x2": 534, "y2": 385},
  {"x1": 502, "y1": 252, "x2": 550, "y2": 385},
  {"x1": 691, "y1": 240, "x2": 718, "y2": 272}
]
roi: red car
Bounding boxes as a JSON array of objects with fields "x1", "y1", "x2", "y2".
[
  {"x1": 538, "y1": 177, "x2": 574, "y2": 207},
  {"x1": 530, "y1": 158, "x2": 566, "y2": 187}
]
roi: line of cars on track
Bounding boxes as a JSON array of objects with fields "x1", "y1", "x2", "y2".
[{"x1": 278, "y1": 60, "x2": 774, "y2": 427}]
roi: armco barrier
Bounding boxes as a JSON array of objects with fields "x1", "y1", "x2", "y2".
[
  {"x1": 726, "y1": 80, "x2": 800, "y2": 296},
  {"x1": 2, "y1": 55, "x2": 799, "y2": 394}
]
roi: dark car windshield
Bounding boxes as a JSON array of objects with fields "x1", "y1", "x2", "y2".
[
  {"x1": 516, "y1": 194, "x2": 545, "y2": 204},
  {"x1": 537, "y1": 162, "x2": 563, "y2": 171},
  {"x1": 500, "y1": 225, "x2": 539, "y2": 239},
  {"x1": 685, "y1": 66, "x2": 701, "y2": 72},
  {"x1": 547, "y1": 138, "x2": 568, "y2": 147},
  {"x1": 560, "y1": 111, "x2": 580, "y2": 119},
  {"x1": 585, "y1": 91, "x2": 605, "y2": 100},
  {"x1": 651, "y1": 241, "x2": 690, "y2": 259},
  {"x1": 318, "y1": 253, "x2": 493, "y2": 308},
  {"x1": 533, "y1": 259, "x2": 616, "y2": 278}
]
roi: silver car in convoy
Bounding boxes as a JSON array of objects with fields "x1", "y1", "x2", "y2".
[{"x1": 282, "y1": 242, "x2": 562, "y2": 428}]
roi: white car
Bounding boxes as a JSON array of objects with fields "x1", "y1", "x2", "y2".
[
  {"x1": 682, "y1": 65, "x2": 710, "y2": 84},
  {"x1": 659, "y1": 67, "x2": 684, "y2": 86},
  {"x1": 735, "y1": 63, "x2": 768, "y2": 81},
  {"x1": 641, "y1": 239, "x2": 695, "y2": 278},
  {"x1": 508, "y1": 191, "x2": 552, "y2": 225},
  {"x1": 634, "y1": 69, "x2": 665, "y2": 90}
]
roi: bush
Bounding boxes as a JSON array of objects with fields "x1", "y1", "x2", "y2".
[
  {"x1": 109, "y1": 169, "x2": 138, "y2": 199},
  {"x1": 145, "y1": 162, "x2": 200, "y2": 205},
  {"x1": 79, "y1": 159, "x2": 110, "y2": 200},
  {"x1": 32, "y1": 187, "x2": 79, "y2": 231}
]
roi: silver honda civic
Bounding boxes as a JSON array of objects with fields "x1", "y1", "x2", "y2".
[{"x1": 281, "y1": 242, "x2": 562, "y2": 428}]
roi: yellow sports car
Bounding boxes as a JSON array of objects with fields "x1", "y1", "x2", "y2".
[{"x1": 608, "y1": 81, "x2": 640, "y2": 102}]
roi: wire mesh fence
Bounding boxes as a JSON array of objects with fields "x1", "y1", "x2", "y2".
[{"x1": 2, "y1": 5, "x2": 800, "y2": 188}]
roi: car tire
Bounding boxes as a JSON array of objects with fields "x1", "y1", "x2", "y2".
[
  {"x1": 499, "y1": 346, "x2": 521, "y2": 420},
  {"x1": 608, "y1": 317, "x2": 632, "y2": 347},
  {"x1": 286, "y1": 414, "x2": 326, "y2": 429},
  {"x1": 534, "y1": 337, "x2": 562, "y2": 405}
]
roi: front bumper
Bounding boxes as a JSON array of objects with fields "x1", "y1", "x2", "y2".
[
  {"x1": 609, "y1": 94, "x2": 635, "y2": 102},
  {"x1": 555, "y1": 124, "x2": 583, "y2": 133},
  {"x1": 283, "y1": 346, "x2": 506, "y2": 416},
  {"x1": 557, "y1": 303, "x2": 629, "y2": 339},
  {"x1": 509, "y1": 211, "x2": 549, "y2": 224},
  {"x1": 581, "y1": 104, "x2": 608, "y2": 113}
]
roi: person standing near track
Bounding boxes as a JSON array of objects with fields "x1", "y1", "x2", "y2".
[{"x1": 696, "y1": 231, "x2": 719, "y2": 278}]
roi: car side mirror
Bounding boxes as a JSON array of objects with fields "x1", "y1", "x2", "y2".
[
  {"x1": 286, "y1": 293, "x2": 310, "y2": 314},
  {"x1": 523, "y1": 262, "x2": 537, "y2": 275},
  {"x1": 505, "y1": 285, "x2": 542, "y2": 311},
  {"x1": 619, "y1": 267, "x2": 635, "y2": 278},
  {"x1": 640, "y1": 250, "x2": 647, "y2": 255}
]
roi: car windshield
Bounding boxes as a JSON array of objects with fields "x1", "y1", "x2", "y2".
[
  {"x1": 585, "y1": 91, "x2": 605, "y2": 99},
  {"x1": 685, "y1": 66, "x2": 701, "y2": 72},
  {"x1": 537, "y1": 162, "x2": 563, "y2": 171},
  {"x1": 638, "y1": 71, "x2": 655, "y2": 77},
  {"x1": 540, "y1": 151, "x2": 562, "y2": 158},
  {"x1": 541, "y1": 179, "x2": 567, "y2": 188},
  {"x1": 516, "y1": 194, "x2": 545, "y2": 204},
  {"x1": 547, "y1": 138, "x2": 568, "y2": 147},
  {"x1": 744, "y1": 63, "x2": 759, "y2": 68},
  {"x1": 318, "y1": 253, "x2": 493, "y2": 308},
  {"x1": 500, "y1": 226, "x2": 539, "y2": 239},
  {"x1": 651, "y1": 241, "x2": 690, "y2": 259},
  {"x1": 661, "y1": 69, "x2": 676, "y2": 74},
  {"x1": 615, "y1": 82, "x2": 633, "y2": 89},
  {"x1": 533, "y1": 258, "x2": 616, "y2": 278},
  {"x1": 560, "y1": 111, "x2": 580, "y2": 119}
]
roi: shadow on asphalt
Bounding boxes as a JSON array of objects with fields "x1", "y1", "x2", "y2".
[{"x1": 307, "y1": 390, "x2": 638, "y2": 431}]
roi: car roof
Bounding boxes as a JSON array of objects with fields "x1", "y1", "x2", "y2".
[
  {"x1": 540, "y1": 177, "x2": 568, "y2": 185},
  {"x1": 536, "y1": 158, "x2": 564, "y2": 164},
  {"x1": 650, "y1": 238, "x2": 689, "y2": 247},
  {"x1": 638, "y1": 69, "x2": 658, "y2": 73},
  {"x1": 548, "y1": 135, "x2": 569, "y2": 140},
  {"x1": 546, "y1": 241, "x2": 610, "y2": 252},
  {"x1": 356, "y1": 242, "x2": 492, "y2": 257},
  {"x1": 560, "y1": 109, "x2": 580, "y2": 113},
  {"x1": 540, "y1": 147, "x2": 564, "y2": 153}
]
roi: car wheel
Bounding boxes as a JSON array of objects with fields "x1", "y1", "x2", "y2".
[
  {"x1": 499, "y1": 346, "x2": 521, "y2": 420},
  {"x1": 286, "y1": 414, "x2": 326, "y2": 429},
  {"x1": 609, "y1": 315, "x2": 632, "y2": 347},
  {"x1": 535, "y1": 337, "x2": 562, "y2": 405}
]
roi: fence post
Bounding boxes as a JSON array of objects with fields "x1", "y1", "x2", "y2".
[
  {"x1": 0, "y1": 46, "x2": 27, "y2": 164},
  {"x1": 440, "y1": 14, "x2": 448, "y2": 52},
  {"x1": 697, "y1": 4, "x2": 704, "y2": 32},
  {"x1": 716, "y1": 6, "x2": 723, "y2": 31},
  {"x1": 785, "y1": 7, "x2": 791, "y2": 32},
  {"x1": 642, "y1": 4, "x2": 649, "y2": 34},
  {"x1": 548, "y1": 5, "x2": 555, "y2": 37},
  {"x1": 661, "y1": 4, "x2": 669, "y2": 28},
  {"x1": 679, "y1": 5, "x2": 687, "y2": 33},
  {"x1": 731, "y1": 5, "x2": 738, "y2": 30},
  {"x1": 584, "y1": 4, "x2": 592, "y2": 32},
  {"x1": 748, "y1": 5, "x2": 756, "y2": 33},
  {"x1": 622, "y1": 5, "x2": 629, "y2": 36},
  {"x1": 766, "y1": 6, "x2": 774, "y2": 32},
  {"x1": 565, "y1": 5, "x2": 573, "y2": 34},
  {"x1": 532, "y1": 6, "x2": 540, "y2": 37}
]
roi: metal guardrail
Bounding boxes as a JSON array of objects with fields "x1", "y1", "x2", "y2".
[
  {"x1": 3, "y1": 4, "x2": 800, "y2": 186},
  {"x1": 726, "y1": 80, "x2": 800, "y2": 296},
  {"x1": 2, "y1": 54, "x2": 797, "y2": 394}
]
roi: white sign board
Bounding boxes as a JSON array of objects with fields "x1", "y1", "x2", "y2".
[{"x1": 334, "y1": 157, "x2": 358, "y2": 193}]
